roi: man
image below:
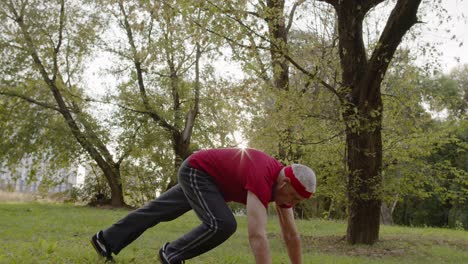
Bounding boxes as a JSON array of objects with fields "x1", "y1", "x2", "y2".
[{"x1": 91, "y1": 148, "x2": 316, "y2": 264}]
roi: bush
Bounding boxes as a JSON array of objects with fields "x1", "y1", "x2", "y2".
[
  {"x1": 69, "y1": 171, "x2": 111, "y2": 206},
  {"x1": 448, "y1": 203, "x2": 468, "y2": 230}
]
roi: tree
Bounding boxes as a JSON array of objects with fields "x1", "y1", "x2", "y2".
[
  {"x1": 0, "y1": 87, "x2": 80, "y2": 189},
  {"x1": 389, "y1": 65, "x2": 468, "y2": 230},
  {"x1": 378, "y1": 52, "x2": 448, "y2": 224},
  {"x1": 0, "y1": 0, "x2": 131, "y2": 206},
  {"x1": 1, "y1": 0, "x2": 248, "y2": 206},
  {"x1": 245, "y1": 0, "x2": 431, "y2": 243},
  {"x1": 96, "y1": 0, "x2": 229, "y2": 189},
  {"x1": 215, "y1": 0, "x2": 425, "y2": 243},
  {"x1": 423, "y1": 64, "x2": 468, "y2": 119}
]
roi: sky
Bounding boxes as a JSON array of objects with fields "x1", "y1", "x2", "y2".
[{"x1": 420, "y1": 0, "x2": 468, "y2": 73}]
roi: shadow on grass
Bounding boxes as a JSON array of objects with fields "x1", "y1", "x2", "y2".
[{"x1": 298, "y1": 234, "x2": 468, "y2": 259}]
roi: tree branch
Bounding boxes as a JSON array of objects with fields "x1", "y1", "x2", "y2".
[
  {"x1": 116, "y1": 123, "x2": 142, "y2": 166},
  {"x1": 286, "y1": 0, "x2": 304, "y2": 35},
  {"x1": 182, "y1": 43, "x2": 201, "y2": 143},
  {"x1": 366, "y1": 0, "x2": 387, "y2": 10},
  {"x1": 52, "y1": 0, "x2": 65, "y2": 82},
  {"x1": 202, "y1": 1, "x2": 340, "y2": 97},
  {"x1": 82, "y1": 96, "x2": 178, "y2": 133},
  {"x1": 118, "y1": 1, "x2": 178, "y2": 134},
  {"x1": 359, "y1": 0, "x2": 423, "y2": 101},
  {"x1": 283, "y1": 52, "x2": 342, "y2": 100},
  {"x1": 0, "y1": 90, "x2": 62, "y2": 112},
  {"x1": 160, "y1": 0, "x2": 339, "y2": 100},
  {"x1": 246, "y1": 32, "x2": 271, "y2": 85},
  {"x1": 291, "y1": 131, "x2": 345, "y2": 145}
]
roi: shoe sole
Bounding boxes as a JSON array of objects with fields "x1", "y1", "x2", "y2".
[
  {"x1": 90, "y1": 237, "x2": 114, "y2": 262},
  {"x1": 159, "y1": 243, "x2": 170, "y2": 264}
]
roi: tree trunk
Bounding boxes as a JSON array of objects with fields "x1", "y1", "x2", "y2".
[
  {"x1": 266, "y1": 0, "x2": 289, "y2": 91},
  {"x1": 335, "y1": 1, "x2": 383, "y2": 244},
  {"x1": 98, "y1": 163, "x2": 125, "y2": 207},
  {"x1": 344, "y1": 107, "x2": 383, "y2": 244},
  {"x1": 265, "y1": 0, "x2": 292, "y2": 162},
  {"x1": 110, "y1": 178, "x2": 125, "y2": 207},
  {"x1": 328, "y1": 0, "x2": 422, "y2": 244},
  {"x1": 166, "y1": 131, "x2": 191, "y2": 190},
  {"x1": 165, "y1": 45, "x2": 201, "y2": 190},
  {"x1": 380, "y1": 202, "x2": 394, "y2": 225}
]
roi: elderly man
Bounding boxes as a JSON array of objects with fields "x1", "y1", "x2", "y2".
[{"x1": 91, "y1": 148, "x2": 316, "y2": 264}]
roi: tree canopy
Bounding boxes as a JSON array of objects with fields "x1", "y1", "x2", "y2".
[{"x1": 0, "y1": 0, "x2": 466, "y2": 241}]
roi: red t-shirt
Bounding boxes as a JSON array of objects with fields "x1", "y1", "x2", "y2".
[{"x1": 189, "y1": 148, "x2": 284, "y2": 208}]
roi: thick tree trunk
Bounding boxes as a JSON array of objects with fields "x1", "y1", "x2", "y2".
[
  {"x1": 166, "y1": 132, "x2": 191, "y2": 190},
  {"x1": 99, "y1": 164, "x2": 125, "y2": 207},
  {"x1": 344, "y1": 112, "x2": 383, "y2": 244},
  {"x1": 328, "y1": 0, "x2": 422, "y2": 244},
  {"x1": 335, "y1": 1, "x2": 383, "y2": 244},
  {"x1": 108, "y1": 180, "x2": 125, "y2": 207}
]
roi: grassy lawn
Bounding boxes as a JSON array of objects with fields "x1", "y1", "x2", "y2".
[{"x1": 0, "y1": 202, "x2": 467, "y2": 263}]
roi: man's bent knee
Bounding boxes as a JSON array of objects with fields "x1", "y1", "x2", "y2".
[
  {"x1": 219, "y1": 218, "x2": 237, "y2": 237},
  {"x1": 205, "y1": 217, "x2": 237, "y2": 239}
]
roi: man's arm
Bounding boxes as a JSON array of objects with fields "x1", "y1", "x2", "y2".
[
  {"x1": 246, "y1": 191, "x2": 271, "y2": 264},
  {"x1": 276, "y1": 205, "x2": 302, "y2": 264}
]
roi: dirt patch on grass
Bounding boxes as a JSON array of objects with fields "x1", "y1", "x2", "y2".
[
  {"x1": 88, "y1": 204, "x2": 136, "y2": 210},
  {"x1": 0, "y1": 190, "x2": 36, "y2": 202},
  {"x1": 0, "y1": 190, "x2": 73, "y2": 203},
  {"x1": 298, "y1": 234, "x2": 468, "y2": 258}
]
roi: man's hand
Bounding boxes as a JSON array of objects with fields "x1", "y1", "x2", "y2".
[
  {"x1": 276, "y1": 205, "x2": 302, "y2": 264},
  {"x1": 246, "y1": 191, "x2": 271, "y2": 264}
]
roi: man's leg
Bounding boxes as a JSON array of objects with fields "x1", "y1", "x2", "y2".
[
  {"x1": 102, "y1": 184, "x2": 191, "y2": 255},
  {"x1": 163, "y1": 164, "x2": 237, "y2": 263}
]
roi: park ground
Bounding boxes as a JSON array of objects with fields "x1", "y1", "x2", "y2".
[{"x1": 0, "y1": 201, "x2": 467, "y2": 264}]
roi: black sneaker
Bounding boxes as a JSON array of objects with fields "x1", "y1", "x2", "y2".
[
  {"x1": 159, "y1": 243, "x2": 184, "y2": 264},
  {"x1": 91, "y1": 231, "x2": 114, "y2": 262}
]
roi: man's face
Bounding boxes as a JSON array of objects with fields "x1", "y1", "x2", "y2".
[{"x1": 274, "y1": 179, "x2": 306, "y2": 208}]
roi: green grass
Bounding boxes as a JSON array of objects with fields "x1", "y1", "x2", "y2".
[{"x1": 0, "y1": 202, "x2": 467, "y2": 263}]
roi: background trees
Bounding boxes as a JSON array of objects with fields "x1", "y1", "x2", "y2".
[
  {"x1": 214, "y1": 0, "x2": 426, "y2": 244},
  {"x1": 0, "y1": 0, "x2": 130, "y2": 207},
  {"x1": 0, "y1": 0, "x2": 466, "y2": 242},
  {"x1": 0, "y1": 0, "x2": 244, "y2": 206}
]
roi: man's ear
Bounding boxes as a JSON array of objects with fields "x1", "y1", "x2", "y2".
[{"x1": 278, "y1": 176, "x2": 290, "y2": 188}]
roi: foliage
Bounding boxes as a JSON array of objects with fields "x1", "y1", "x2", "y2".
[
  {"x1": 380, "y1": 54, "x2": 441, "y2": 203},
  {"x1": 392, "y1": 119, "x2": 468, "y2": 230},
  {"x1": 121, "y1": 159, "x2": 166, "y2": 207},
  {"x1": 193, "y1": 73, "x2": 250, "y2": 148},
  {"x1": 71, "y1": 164, "x2": 112, "y2": 206},
  {"x1": 0, "y1": 86, "x2": 81, "y2": 185},
  {"x1": 422, "y1": 65, "x2": 468, "y2": 118},
  {"x1": 92, "y1": 0, "x2": 246, "y2": 188},
  {"x1": 383, "y1": 59, "x2": 468, "y2": 229},
  {"x1": 0, "y1": 0, "x2": 130, "y2": 205},
  {"x1": 246, "y1": 85, "x2": 347, "y2": 218}
]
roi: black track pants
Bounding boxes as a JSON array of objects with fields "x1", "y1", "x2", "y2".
[{"x1": 102, "y1": 159, "x2": 237, "y2": 262}]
